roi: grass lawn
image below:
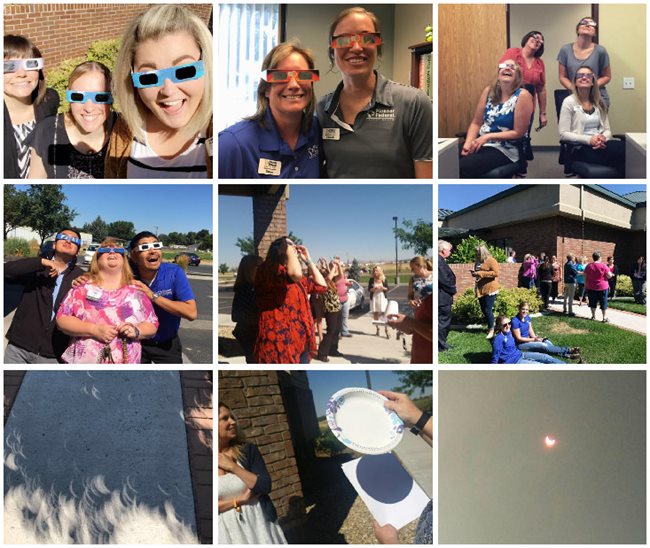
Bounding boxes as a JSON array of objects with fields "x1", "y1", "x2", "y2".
[
  {"x1": 607, "y1": 298, "x2": 646, "y2": 315},
  {"x1": 440, "y1": 313, "x2": 646, "y2": 364}
]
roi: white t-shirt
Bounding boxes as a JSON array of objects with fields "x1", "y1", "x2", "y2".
[{"x1": 127, "y1": 131, "x2": 208, "y2": 178}]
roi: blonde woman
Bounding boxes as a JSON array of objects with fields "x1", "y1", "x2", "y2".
[
  {"x1": 368, "y1": 266, "x2": 389, "y2": 338},
  {"x1": 471, "y1": 245, "x2": 500, "y2": 338},
  {"x1": 29, "y1": 61, "x2": 116, "y2": 178},
  {"x1": 218, "y1": 403, "x2": 286, "y2": 544},
  {"x1": 407, "y1": 256, "x2": 433, "y2": 310},
  {"x1": 106, "y1": 4, "x2": 212, "y2": 178},
  {"x1": 56, "y1": 238, "x2": 158, "y2": 363}
]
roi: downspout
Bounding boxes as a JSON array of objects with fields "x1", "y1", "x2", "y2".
[{"x1": 579, "y1": 185, "x2": 585, "y2": 257}]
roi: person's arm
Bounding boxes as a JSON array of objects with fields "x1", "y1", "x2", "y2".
[
  {"x1": 407, "y1": 277, "x2": 415, "y2": 302},
  {"x1": 218, "y1": 487, "x2": 256, "y2": 513},
  {"x1": 28, "y1": 148, "x2": 48, "y2": 179},
  {"x1": 117, "y1": 321, "x2": 157, "y2": 341},
  {"x1": 475, "y1": 90, "x2": 533, "y2": 147},
  {"x1": 462, "y1": 87, "x2": 490, "y2": 155},
  {"x1": 559, "y1": 97, "x2": 592, "y2": 145},
  {"x1": 244, "y1": 443, "x2": 273, "y2": 496},
  {"x1": 131, "y1": 280, "x2": 197, "y2": 321},
  {"x1": 217, "y1": 130, "x2": 244, "y2": 178},
  {"x1": 218, "y1": 451, "x2": 260, "y2": 490},
  {"x1": 600, "y1": 110, "x2": 613, "y2": 141},
  {"x1": 490, "y1": 334, "x2": 502, "y2": 364},
  {"x1": 377, "y1": 390, "x2": 432, "y2": 444},
  {"x1": 558, "y1": 63, "x2": 572, "y2": 91},
  {"x1": 373, "y1": 521, "x2": 400, "y2": 544},
  {"x1": 5, "y1": 257, "x2": 55, "y2": 279},
  {"x1": 474, "y1": 259, "x2": 498, "y2": 279},
  {"x1": 597, "y1": 64, "x2": 611, "y2": 88},
  {"x1": 538, "y1": 86, "x2": 547, "y2": 127},
  {"x1": 285, "y1": 244, "x2": 303, "y2": 282},
  {"x1": 413, "y1": 160, "x2": 432, "y2": 178},
  {"x1": 511, "y1": 327, "x2": 524, "y2": 343},
  {"x1": 56, "y1": 315, "x2": 118, "y2": 343}
]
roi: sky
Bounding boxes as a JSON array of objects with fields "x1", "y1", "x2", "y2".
[
  {"x1": 307, "y1": 370, "x2": 432, "y2": 418},
  {"x1": 439, "y1": 183, "x2": 647, "y2": 212},
  {"x1": 218, "y1": 184, "x2": 433, "y2": 267},
  {"x1": 439, "y1": 371, "x2": 646, "y2": 544},
  {"x1": 16, "y1": 184, "x2": 213, "y2": 235}
]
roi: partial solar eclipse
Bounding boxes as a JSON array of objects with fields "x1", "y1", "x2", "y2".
[{"x1": 545, "y1": 435, "x2": 556, "y2": 448}]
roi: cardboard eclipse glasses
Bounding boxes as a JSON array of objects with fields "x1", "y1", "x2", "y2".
[
  {"x1": 131, "y1": 60, "x2": 204, "y2": 88},
  {"x1": 4, "y1": 58, "x2": 44, "y2": 73},
  {"x1": 330, "y1": 32, "x2": 381, "y2": 48},
  {"x1": 66, "y1": 90, "x2": 113, "y2": 104},
  {"x1": 262, "y1": 69, "x2": 320, "y2": 83},
  {"x1": 56, "y1": 233, "x2": 82, "y2": 246}
]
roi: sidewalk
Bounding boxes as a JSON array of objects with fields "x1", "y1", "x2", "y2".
[{"x1": 546, "y1": 300, "x2": 646, "y2": 335}]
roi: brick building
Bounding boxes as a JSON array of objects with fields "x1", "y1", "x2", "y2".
[
  {"x1": 4, "y1": 4, "x2": 212, "y2": 69},
  {"x1": 440, "y1": 185, "x2": 646, "y2": 297},
  {"x1": 217, "y1": 370, "x2": 319, "y2": 536}
]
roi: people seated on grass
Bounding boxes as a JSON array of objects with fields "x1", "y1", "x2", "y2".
[
  {"x1": 584, "y1": 251, "x2": 613, "y2": 322},
  {"x1": 630, "y1": 256, "x2": 646, "y2": 305},
  {"x1": 511, "y1": 301, "x2": 580, "y2": 359},
  {"x1": 563, "y1": 254, "x2": 579, "y2": 316},
  {"x1": 491, "y1": 314, "x2": 566, "y2": 364}
]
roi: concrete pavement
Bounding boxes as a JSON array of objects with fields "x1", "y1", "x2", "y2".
[{"x1": 546, "y1": 299, "x2": 646, "y2": 335}]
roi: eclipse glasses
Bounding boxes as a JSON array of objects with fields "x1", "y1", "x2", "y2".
[
  {"x1": 4, "y1": 58, "x2": 43, "y2": 73},
  {"x1": 330, "y1": 32, "x2": 381, "y2": 49},
  {"x1": 97, "y1": 247, "x2": 126, "y2": 255},
  {"x1": 135, "y1": 242, "x2": 163, "y2": 252},
  {"x1": 131, "y1": 60, "x2": 204, "y2": 88},
  {"x1": 262, "y1": 69, "x2": 320, "y2": 83},
  {"x1": 56, "y1": 233, "x2": 82, "y2": 246},
  {"x1": 66, "y1": 90, "x2": 113, "y2": 104}
]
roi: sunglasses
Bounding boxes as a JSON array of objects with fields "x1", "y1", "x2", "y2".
[
  {"x1": 579, "y1": 20, "x2": 597, "y2": 27},
  {"x1": 131, "y1": 60, "x2": 204, "y2": 89},
  {"x1": 98, "y1": 247, "x2": 126, "y2": 255},
  {"x1": 330, "y1": 32, "x2": 382, "y2": 49},
  {"x1": 502, "y1": 321, "x2": 511, "y2": 327},
  {"x1": 56, "y1": 233, "x2": 82, "y2": 246},
  {"x1": 575, "y1": 72, "x2": 594, "y2": 81},
  {"x1": 66, "y1": 90, "x2": 113, "y2": 104},
  {"x1": 498, "y1": 63, "x2": 516, "y2": 70},
  {"x1": 262, "y1": 69, "x2": 320, "y2": 83},
  {"x1": 136, "y1": 242, "x2": 163, "y2": 251},
  {"x1": 3, "y1": 58, "x2": 44, "y2": 73}
]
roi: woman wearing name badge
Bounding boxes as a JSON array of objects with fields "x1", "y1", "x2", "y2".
[
  {"x1": 218, "y1": 42, "x2": 322, "y2": 179},
  {"x1": 29, "y1": 61, "x2": 116, "y2": 178},
  {"x1": 4, "y1": 35, "x2": 59, "y2": 178},
  {"x1": 317, "y1": 7, "x2": 432, "y2": 179},
  {"x1": 106, "y1": 4, "x2": 213, "y2": 178}
]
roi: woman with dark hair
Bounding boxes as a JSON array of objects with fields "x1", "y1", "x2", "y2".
[
  {"x1": 459, "y1": 59, "x2": 533, "y2": 178},
  {"x1": 316, "y1": 260, "x2": 344, "y2": 362},
  {"x1": 29, "y1": 61, "x2": 117, "y2": 178},
  {"x1": 218, "y1": 403, "x2": 286, "y2": 544},
  {"x1": 232, "y1": 255, "x2": 263, "y2": 363},
  {"x1": 558, "y1": 16, "x2": 611, "y2": 106},
  {"x1": 219, "y1": 41, "x2": 321, "y2": 178},
  {"x1": 537, "y1": 255, "x2": 554, "y2": 310},
  {"x1": 4, "y1": 34, "x2": 59, "y2": 178},
  {"x1": 317, "y1": 7, "x2": 432, "y2": 178},
  {"x1": 630, "y1": 256, "x2": 646, "y2": 304},
  {"x1": 254, "y1": 237, "x2": 327, "y2": 363}
]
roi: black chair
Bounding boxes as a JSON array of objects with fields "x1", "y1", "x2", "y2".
[
  {"x1": 554, "y1": 89, "x2": 623, "y2": 178},
  {"x1": 456, "y1": 133, "x2": 527, "y2": 178}
]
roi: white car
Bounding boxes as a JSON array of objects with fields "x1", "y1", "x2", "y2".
[
  {"x1": 346, "y1": 279, "x2": 367, "y2": 311},
  {"x1": 83, "y1": 243, "x2": 100, "y2": 265}
]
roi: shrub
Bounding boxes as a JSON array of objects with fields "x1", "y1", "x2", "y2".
[
  {"x1": 218, "y1": 263, "x2": 230, "y2": 274},
  {"x1": 615, "y1": 274, "x2": 633, "y2": 297},
  {"x1": 452, "y1": 287, "x2": 543, "y2": 325},
  {"x1": 448, "y1": 235, "x2": 507, "y2": 264},
  {"x1": 313, "y1": 430, "x2": 345, "y2": 456},
  {"x1": 5, "y1": 238, "x2": 32, "y2": 257}
]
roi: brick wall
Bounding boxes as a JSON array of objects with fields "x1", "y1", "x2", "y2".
[
  {"x1": 4, "y1": 4, "x2": 212, "y2": 68},
  {"x1": 218, "y1": 371, "x2": 304, "y2": 525},
  {"x1": 253, "y1": 190, "x2": 288, "y2": 259},
  {"x1": 449, "y1": 262, "x2": 521, "y2": 298}
]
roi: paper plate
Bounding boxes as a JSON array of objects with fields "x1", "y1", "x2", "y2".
[{"x1": 326, "y1": 387, "x2": 404, "y2": 454}]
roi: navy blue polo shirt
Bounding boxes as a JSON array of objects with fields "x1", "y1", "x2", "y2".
[
  {"x1": 218, "y1": 109, "x2": 321, "y2": 178},
  {"x1": 146, "y1": 263, "x2": 195, "y2": 343}
]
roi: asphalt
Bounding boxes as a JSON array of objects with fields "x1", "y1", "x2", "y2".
[
  {"x1": 546, "y1": 298, "x2": 646, "y2": 335},
  {"x1": 4, "y1": 371, "x2": 197, "y2": 543}
]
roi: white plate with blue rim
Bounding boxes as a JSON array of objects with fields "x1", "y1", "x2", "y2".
[{"x1": 326, "y1": 387, "x2": 404, "y2": 454}]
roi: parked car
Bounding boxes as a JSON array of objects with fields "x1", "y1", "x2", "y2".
[
  {"x1": 175, "y1": 252, "x2": 201, "y2": 266},
  {"x1": 83, "y1": 243, "x2": 100, "y2": 265},
  {"x1": 346, "y1": 279, "x2": 367, "y2": 311}
]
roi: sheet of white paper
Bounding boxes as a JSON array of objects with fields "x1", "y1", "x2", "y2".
[{"x1": 341, "y1": 453, "x2": 430, "y2": 529}]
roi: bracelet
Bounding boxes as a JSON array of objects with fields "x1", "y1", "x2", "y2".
[
  {"x1": 133, "y1": 325, "x2": 141, "y2": 340},
  {"x1": 410, "y1": 411, "x2": 432, "y2": 436},
  {"x1": 306, "y1": 258, "x2": 313, "y2": 265},
  {"x1": 233, "y1": 499, "x2": 241, "y2": 513}
]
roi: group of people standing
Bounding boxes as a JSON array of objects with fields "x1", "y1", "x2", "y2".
[
  {"x1": 218, "y1": 6, "x2": 433, "y2": 179},
  {"x1": 4, "y1": 4, "x2": 213, "y2": 179},
  {"x1": 459, "y1": 16, "x2": 624, "y2": 178}
]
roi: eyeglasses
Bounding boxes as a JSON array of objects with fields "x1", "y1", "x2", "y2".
[
  {"x1": 579, "y1": 19, "x2": 597, "y2": 27},
  {"x1": 498, "y1": 63, "x2": 516, "y2": 70},
  {"x1": 131, "y1": 60, "x2": 204, "y2": 89},
  {"x1": 66, "y1": 90, "x2": 113, "y2": 104},
  {"x1": 4, "y1": 58, "x2": 44, "y2": 73},
  {"x1": 136, "y1": 242, "x2": 164, "y2": 252},
  {"x1": 262, "y1": 69, "x2": 320, "y2": 83},
  {"x1": 531, "y1": 34, "x2": 544, "y2": 43},
  {"x1": 56, "y1": 233, "x2": 82, "y2": 246},
  {"x1": 575, "y1": 72, "x2": 594, "y2": 81},
  {"x1": 97, "y1": 247, "x2": 126, "y2": 255},
  {"x1": 502, "y1": 322, "x2": 511, "y2": 327},
  {"x1": 330, "y1": 32, "x2": 382, "y2": 49}
]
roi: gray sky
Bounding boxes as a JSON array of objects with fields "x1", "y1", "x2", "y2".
[{"x1": 439, "y1": 371, "x2": 646, "y2": 544}]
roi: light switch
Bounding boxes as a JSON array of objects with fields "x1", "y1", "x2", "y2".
[{"x1": 623, "y1": 77, "x2": 635, "y2": 89}]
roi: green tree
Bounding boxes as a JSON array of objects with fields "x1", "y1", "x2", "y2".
[
  {"x1": 4, "y1": 185, "x2": 29, "y2": 240},
  {"x1": 196, "y1": 228, "x2": 210, "y2": 240},
  {"x1": 167, "y1": 232, "x2": 181, "y2": 245},
  {"x1": 82, "y1": 215, "x2": 109, "y2": 243},
  {"x1": 23, "y1": 185, "x2": 76, "y2": 244},
  {"x1": 448, "y1": 235, "x2": 507, "y2": 264},
  {"x1": 348, "y1": 258, "x2": 361, "y2": 281},
  {"x1": 107, "y1": 220, "x2": 136, "y2": 241},
  {"x1": 199, "y1": 234, "x2": 212, "y2": 251},
  {"x1": 219, "y1": 263, "x2": 230, "y2": 274},
  {"x1": 186, "y1": 231, "x2": 197, "y2": 245},
  {"x1": 392, "y1": 371, "x2": 432, "y2": 397},
  {"x1": 394, "y1": 218, "x2": 433, "y2": 256},
  {"x1": 157, "y1": 233, "x2": 168, "y2": 245}
]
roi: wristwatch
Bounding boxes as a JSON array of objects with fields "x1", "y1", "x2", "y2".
[
  {"x1": 410, "y1": 411, "x2": 432, "y2": 436},
  {"x1": 152, "y1": 293, "x2": 159, "y2": 301}
]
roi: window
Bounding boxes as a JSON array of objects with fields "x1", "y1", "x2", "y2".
[{"x1": 217, "y1": 4, "x2": 280, "y2": 131}]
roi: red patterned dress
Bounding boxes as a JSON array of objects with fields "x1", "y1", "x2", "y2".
[{"x1": 254, "y1": 263, "x2": 327, "y2": 363}]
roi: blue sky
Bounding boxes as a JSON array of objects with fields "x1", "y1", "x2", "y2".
[
  {"x1": 218, "y1": 184, "x2": 433, "y2": 267},
  {"x1": 307, "y1": 370, "x2": 432, "y2": 418},
  {"x1": 16, "y1": 184, "x2": 213, "y2": 234},
  {"x1": 439, "y1": 184, "x2": 646, "y2": 212}
]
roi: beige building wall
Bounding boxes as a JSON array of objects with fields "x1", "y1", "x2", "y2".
[
  {"x1": 558, "y1": 185, "x2": 635, "y2": 229},
  {"x1": 393, "y1": 4, "x2": 433, "y2": 86},
  {"x1": 600, "y1": 4, "x2": 646, "y2": 133}
]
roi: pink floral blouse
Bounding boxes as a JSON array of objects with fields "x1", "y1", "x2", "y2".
[{"x1": 57, "y1": 284, "x2": 158, "y2": 364}]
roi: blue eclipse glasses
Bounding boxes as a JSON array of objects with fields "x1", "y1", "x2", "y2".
[
  {"x1": 131, "y1": 60, "x2": 204, "y2": 89},
  {"x1": 97, "y1": 247, "x2": 126, "y2": 255},
  {"x1": 56, "y1": 233, "x2": 82, "y2": 246},
  {"x1": 66, "y1": 90, "x2": 113, "y2": 104}
]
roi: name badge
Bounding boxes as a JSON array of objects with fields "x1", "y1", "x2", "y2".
[
  {"x1": 205, "y1": 136, "x2": 213, "y2": 157},
  {"x1": 258, "y1": 158, "x2": 281, "y2": 176},
  {"x1": 322, "y1": 128, "x2": 340, "y2": 140},
  {"x1": 86, "y1": 286, "x2": 103, "y2": 302}
]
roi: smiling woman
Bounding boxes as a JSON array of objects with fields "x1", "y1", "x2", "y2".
[{"x1": 106, "y1": 4, "x2": 213, "y2": 178}]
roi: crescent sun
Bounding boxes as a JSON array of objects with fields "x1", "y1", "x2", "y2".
[{"x1": 545, "y1": 435, "x2": 556, "y2": 447}]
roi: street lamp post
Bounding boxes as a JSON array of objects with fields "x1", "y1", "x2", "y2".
[{"x1": 393, "y1": 216, "x2": 399, "y2": 285}]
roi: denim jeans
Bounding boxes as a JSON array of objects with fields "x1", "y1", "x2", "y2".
[
  {"x1": 517, "y1": 351, "x2": 565, "y2": 364},
  {"x1": 478, "y1": 293, "x2": 497, "y2": 330},
  {"x1": 518, "y1": 340, "x2": 569, "y2": 357},
  {"x1": 340, "y1": 299, "x2": 350, "y2": 336}
]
